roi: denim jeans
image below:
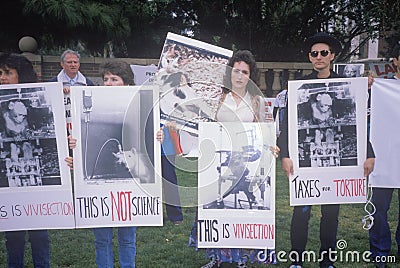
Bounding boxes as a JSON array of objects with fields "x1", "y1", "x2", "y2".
[
  {"x1": 369, "y1": 187, "x2": 400, "y2": 260},
  {"x1": 93, "y1": 227, "x2": 136, "y2": 268},
  {"x1": 5, "y1": 230, "x2": 50, "y2": 268},
  {"x1": 162, "y1": 155, "x2": 183, "y2": 222}
]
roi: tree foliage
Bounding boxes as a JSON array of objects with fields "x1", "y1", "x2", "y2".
[{"x1": 1, "y1": 0, "x2": 399, "y2": 61}]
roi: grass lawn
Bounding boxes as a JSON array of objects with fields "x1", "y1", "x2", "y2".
[{"x1": 0, "y1": 157, "x2": 399, "y2": 267}]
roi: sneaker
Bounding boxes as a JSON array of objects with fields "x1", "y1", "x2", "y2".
[
  {"x1": 237, "y1": 262, "x2": 247, "y2": 268},
  {"x1": 187, "y1": 236, "x2": 196, "y2": 247},
  {"x1": 201, "y1": 258, "x2": 217, "y2": 268},
  {"x1": 289, "y1": 265, "x2": 302, "y2": 268}
]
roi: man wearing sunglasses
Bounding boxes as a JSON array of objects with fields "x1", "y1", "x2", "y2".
[
  {"x1": 278, "y1": 32, "x2": 375, "y2": 268},
  {"x1": 303, "y1": 32, "x2": 341, "y2": 80}
]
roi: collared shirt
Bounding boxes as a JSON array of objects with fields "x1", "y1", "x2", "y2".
[
  {"x1": 216, "y1": 92, "x2": 254, "y2": 122},
  {"x1": 54, "y1": 69, "x2": 92, "y2": 87},
  {"x1": 64, "y1": 73, "x2": 78, "y2": 86}
]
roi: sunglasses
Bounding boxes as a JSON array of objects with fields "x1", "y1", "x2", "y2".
[{"x1": 310, "y1": 50, "x2": 331, "y2": 58}]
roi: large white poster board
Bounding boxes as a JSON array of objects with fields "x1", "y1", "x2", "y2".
[
  {"x1": 198, "y1": 122, "x2": 275, "y2": 249},
  {"x1": 155, "y1": 32, "x2": 233, "y2": 156},
  {"x1": 369, "y1": 78, "x2": 400, "y2": 187},
  {"x1": 71, "y1": 86, "x2": 162, "y2": 228},
  {"x1": 287, "y1": 78, "x2": 368, "y2": 205},
  {"x1": 0, "y1": 82, "x2": 74, "y2": 231}
]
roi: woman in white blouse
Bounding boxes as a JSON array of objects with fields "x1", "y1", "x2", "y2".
[
  {"x1": 216, "y1": 50, "x2": 265, "y2": 123},
  {"x1": 195, "y1": 50, "x2": 278, "y2": 268}
]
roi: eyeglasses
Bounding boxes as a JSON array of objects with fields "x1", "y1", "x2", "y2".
[
  {"x1": 232, "y1": 68, "x2": 250, "y2": 76},
  {"x1": 310, "y1": 50, "x2": 331, "y2": 58}
]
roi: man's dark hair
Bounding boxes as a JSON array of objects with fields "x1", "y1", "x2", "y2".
[{"x1": 0, "y1": 53, "x2": 37, "y2": 83}]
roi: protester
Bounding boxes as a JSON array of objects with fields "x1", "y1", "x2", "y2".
[
  {"x1": 66, "y1": 60, "x2": 163, "y2": 267},
  {"x1": 189, "y1": 50, "x2": 279, "y2": 268},
  {"x1": 277, "y1": 32, "x2": 375, "y2": 268},
  {"x1": 49, "y1": 49, "x2": 94, "y2": 134},
  {"x1": 50, "y1": 49, "x2": 94, "y2": 91},
  {"x1": 161, "y1": 123, "x2": 184, "y2": 225},
  {"x1": 92, "y1": 60, "x2": 138, "y2": 268},
  {"x1": 368, "y1": 42, "x2": 400, "y2": 268},
  {"x1": 273, "y1": 88, "x2": 287, "y2": 136},
  {"x1": 0, "y1": 53, "x2": 72, "y2": 268},
  {"x1": 67, "y1": 60, "x2": 163, "y2": 268}
]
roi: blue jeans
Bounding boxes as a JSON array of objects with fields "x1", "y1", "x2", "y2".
[
  {"x1": 5, "y1": 230, "x2": 50, "y2": 268},
  {"x1": 369, "y1": 188, "x2": 400, "y2": 261},
  {"x1": 93, "y1": 227, "x2": 136, "y2": 268},
  {"x1": 162, "y1": 155, "x2": 183, "y2": 222}
]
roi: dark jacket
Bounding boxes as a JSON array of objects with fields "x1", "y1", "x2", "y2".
[{"x1": 49, "y1": 70, "x2": 94, "y2": 86}]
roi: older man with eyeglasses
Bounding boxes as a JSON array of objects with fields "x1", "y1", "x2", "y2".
[{"x1": 277, "y1": 32, "x2": 375, "y2": 268}]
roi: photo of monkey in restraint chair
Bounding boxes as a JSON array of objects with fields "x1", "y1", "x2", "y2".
[
  {"x1": 202, "y1": 126, "x2": 274, "y2": 210},
  {"x1": 0, "y1": 88, "x2": 60, "y2": 188}
]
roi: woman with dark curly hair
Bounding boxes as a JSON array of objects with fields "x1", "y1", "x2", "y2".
[
  {"x1": 0, "y1": 53, "x2": 37, "y2": 84},
  {"x1": 221, "y1": 50, "x2": 260, "y2": 95},
  {"x1": 189, "y1": 50, "x2": 278, "y2": 268},
  {"x1": 216, "y1": 50, "x2": 263, "y2": 123},
  {"x1": 0, "y1": 53, "x2": 47, "y2": 268}
]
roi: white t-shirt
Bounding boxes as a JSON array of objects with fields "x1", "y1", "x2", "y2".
[{"x1": 273, "y1": 89, "x2": 287, "y2": 108}]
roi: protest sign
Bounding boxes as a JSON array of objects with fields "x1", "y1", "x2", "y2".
[
  {"x1": 369, "y1": 78, "x2": 400, "y2": 187},
  {"x1": 0, "y1": 82, "x2": 74, "y2": 231},
  {"x1": 198, "y1": 122, "x2": 275, "y2": 249},
  {"x1": 287, "y1": 78, "x2": 368, "y2": 205},
  {"x1": 71, "y1": 86, "x2": 163, "y2": 227}
]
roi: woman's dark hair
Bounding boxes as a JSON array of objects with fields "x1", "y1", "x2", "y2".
[
  {"x1": 0, "y1": 53, "x2": 37, "y2": 83},
  {"x1": 100, "y1": 61, "x2": 135, "y2": 85},
  {"x1": 222, "y1": 50, "x2": 260, "y2": 96}
]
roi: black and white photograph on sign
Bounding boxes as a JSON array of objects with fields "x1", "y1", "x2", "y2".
[
  {"x1": 296, "y1": 81, "x2": 358, "y2": 168},
  {"x1": 72, "y1": 86, "x2": 155, "y2": 184},
  {"x1": 334, "y1": 63, "x2": 364, "y2": 78},
  {"x1": 199, "y1": 122, "x2": 275, "y2": 211},
  {"x1": 0, "y1": 86, "x2": 63, "y2": 187},
  {"x1": 0, "y1": 82, "x2": 75, "y2": 231},
  {"x1": 156, "y1": 32, "x2": 233, "y2": 134}
]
